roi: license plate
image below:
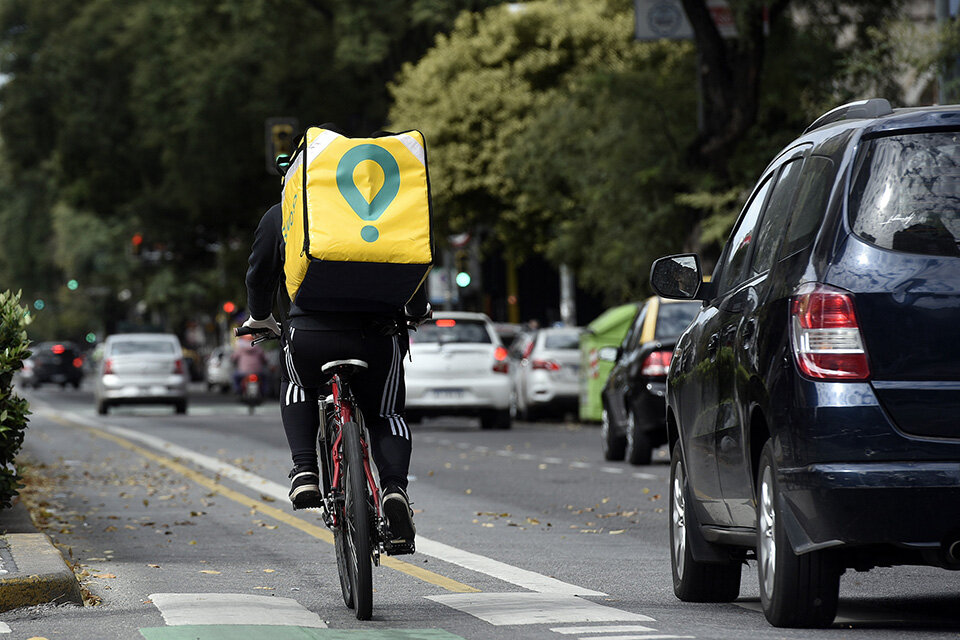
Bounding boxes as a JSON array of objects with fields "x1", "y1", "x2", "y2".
[{"x1": 432, "y1": 388, "x2": 465, "y2": 399}]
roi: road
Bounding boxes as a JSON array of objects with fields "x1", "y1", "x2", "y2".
[{"x1": 5, "y1": 384, "x2": 960, "y2": 639}]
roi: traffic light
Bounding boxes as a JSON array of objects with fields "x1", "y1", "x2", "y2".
[
  {"x1": 454, "y1": 249, "x2": 471, "y2": 288},
  {"x1": 222, "y1": 301, "x2": 236, "y2": 314},
  {"x1": 265, "y1": 117, "x2": 299, "y2": 175},
  {"x1": 66, "y1": 279, "x2": 79, "y2": 291},
  {"x1": 131, "y1": 232, "x2": 143, "y2": 256}
]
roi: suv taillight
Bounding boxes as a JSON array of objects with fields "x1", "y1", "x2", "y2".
[
  {"x1": 493, "y1": 346, "x2": 509, "y2": 374},
  {"x1": 531, "y1": 359, "x2": 560, "y2": 371},
  {"x1": 790, "y1": 283, "x2": 870, "y2": 380},
  {"x1": 103, "y1": 359, "x2": 114, "y2": 375},
  {"x1": 173, "y1": 359, "x2": 184, "y2": 375},
  {"x1": 641, "y1": 350, "x2": 673, "y2": 377}
]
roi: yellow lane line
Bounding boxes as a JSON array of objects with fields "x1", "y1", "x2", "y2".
[{"x1": 45, "y1": 413, "x2": 479, "y2": 594}]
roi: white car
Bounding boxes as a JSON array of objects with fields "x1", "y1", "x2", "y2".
[
  {"x1": 404, "y1": 312, "x2": 512, "y2": 429},
  {"x1": 205, "y1": 345, "x2": 234, "y2": 393},
  {"x1": 510, "y1": 327, "x2": 582, "y2": 420},
  {"x1": 94, "y1": 333, "x2": 188, "y2": 415}
]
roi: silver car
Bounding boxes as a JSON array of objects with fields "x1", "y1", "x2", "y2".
[
  {"x1": 510, "y1": 327, "x2": 582, "y2": 421},
  {"x1": 94, "y1": 333, "x2": 188, "y2": 415},
  {"x1": 404, "y1": 312, "x2": 512, "y2": 430}
]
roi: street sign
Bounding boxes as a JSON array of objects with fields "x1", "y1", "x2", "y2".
[{"x1": 634, "y1": 0, "x2": 737, "y2": 41}]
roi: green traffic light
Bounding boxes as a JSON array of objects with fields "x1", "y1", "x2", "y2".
[
  {"x1": 33, "y1": 299, "x2": 45, "y2": 310},
  {"x1": 456, "y1": 271, "x2": 472, "y2": 288},
  {"x1": 67, "y1": 279, "x2": 79, "y2": 291},
  {"x1": 85, "y1": 332, "x2": 97, "y2": 344}
]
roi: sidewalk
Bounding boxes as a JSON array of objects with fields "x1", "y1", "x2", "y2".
[{"x1": 0, "y1": 498, "x2": 83, "y2": 612}]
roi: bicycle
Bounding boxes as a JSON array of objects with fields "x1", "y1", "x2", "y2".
[{"x1": 236, "y1": 321, "x2": 417, "y2": 620}]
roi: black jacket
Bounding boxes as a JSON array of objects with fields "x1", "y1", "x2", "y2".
[{"x1": 245, "y1": 203, "x2": 429, "y2": 330}]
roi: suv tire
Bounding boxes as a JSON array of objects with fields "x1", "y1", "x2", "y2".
[
  {"x1": 600, "y1": 407, "x2": 626, "y2": 461},
  {"x1": 757, "y1": 440, "x2": 840, "y2": 627},
  {"x1": 625, "y1": 408, "x2": 653, "y2": 465},
  {"x1": 670, "y1": 441, "x2": 742, "y2": 602}
]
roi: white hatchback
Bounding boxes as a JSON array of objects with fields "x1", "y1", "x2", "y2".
[
  {"x1": 94, "y1": 333, "x2": 188, "y2": 415},
  {"x1": 404, "y1": 312, "x2": 512, "y2": 429}
]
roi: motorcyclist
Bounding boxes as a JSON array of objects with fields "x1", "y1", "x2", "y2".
[
  {"x1": 230, "y1": 334, "x2": 268, "y2": 395},
  {"x1": 242, "y1": 199, "x2": 427, "y2": 545}
]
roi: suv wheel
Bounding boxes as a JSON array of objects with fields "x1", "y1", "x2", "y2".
[
  {"x1": 96, "y1": 400, "x2": 110, "y2": 415},
  {"x1": 625, "y1": 408, "x2": 652, "y2": 466},
  {"x1": 757, "y1": 440, "x2": 839, "y2": 628},
  {"x1": 670, "y1": 441, "x2": 742, "y2": 602},
  {"x1": 600, "y1": 407, "x2": 626, "y2": 461}
]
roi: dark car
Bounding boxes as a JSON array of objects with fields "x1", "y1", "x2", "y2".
[
  {"x1": 600, "y1": 297, "x2": 700, "y2": 465},
  {"x1": 21, "y1": 341, "x2": 84, "y2": 389},
  {"x1": 650, "y1": 99, "x2": 960, "y2": 629}
]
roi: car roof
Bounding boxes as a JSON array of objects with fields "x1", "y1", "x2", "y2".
[
  {"x1": 105, "y1": 333, "x2": 180, "y2": 342},
  {"x1": 431, "y1": 311, "x2": 493, "y2": 322}
]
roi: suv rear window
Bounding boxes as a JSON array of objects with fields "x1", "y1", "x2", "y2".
[
  {"x1": 415, "y1": 319, "x2": 492, "y2": 344},
  {"x1": 849, "y1": 132, "x2": 960, "y2": 257},
  {"x1": 655, "y1": 302, "x2": 700, "y2": 340},
  {"x1": 110, "y1": 340, "x2": 177, "y2": 355},
  {"x1": 542, "y1": 331, "x2": 579, "y2": 350}
]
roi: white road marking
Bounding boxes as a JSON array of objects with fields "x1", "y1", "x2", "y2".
[
  {"x1": 517, "y1": 453, "x2": 537, "y2": 460},
  {"x1": 550, "y1": 625, "x2": 657, "y2": 634},
  {"x1": 44, "y1": 408, "x2": 604, "y2": 597},
  {"x1": 542, "y1": 457, "x2": 564, "y2": 464},
  {"x1": 632, "y1": 472, "x2": 658, "y2": 480},
  {"x1": 602, "y1": 467, "x2": 625, "y2": 474},
  {"x1": 578, "y1": 636, "x2": 694, "y2": 640},
  {"x1": 570, "y1": 461, "x2": 592, "y2": 469},
  {"x1": 149, "y1": 593, "x2": 327, "y2": 627},
  {"x1": 497, "y1": 450, "x2": 515, "y2": 457},
  {"x1": 0, "y1": 622, "x2": 10, "y2": 633},
  {"x1": 427, "y1": 593, "x2": 654, "y2": 626}
]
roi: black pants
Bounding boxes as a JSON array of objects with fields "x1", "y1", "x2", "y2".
[{"x1": 279, "y1": 326, "x2": 412, "y2": 490}]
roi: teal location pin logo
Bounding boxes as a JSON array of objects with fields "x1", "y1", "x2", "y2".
[{"x1": 336, "y1": 144, "x2": 401, "y2": 243}]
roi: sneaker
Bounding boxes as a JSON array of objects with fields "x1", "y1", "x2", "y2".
[
  {"x1": 382, "y1": 484, "x2": 416, "y2": 542},
  {"x1": 288, "y1": 465, "x2": 322, "y2": 510}
]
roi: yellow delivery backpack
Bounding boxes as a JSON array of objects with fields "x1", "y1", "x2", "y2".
[{"x1": 281, "y1": 127, "x2": 434, "y2": 312}]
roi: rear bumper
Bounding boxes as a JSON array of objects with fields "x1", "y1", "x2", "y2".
[
  {"x1": 406, "y1": 375, "x2": 511, "y2": 411},
  {"x1": 779, "y1": 462, "x2": 960, "y2": 550},
  {"x1": 98, "y1": 375, "x2": 187, "y2": 402}
]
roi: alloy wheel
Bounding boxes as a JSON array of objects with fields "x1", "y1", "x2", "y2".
[
  {"x1": 672, "y1": 460, "x2": 686, "y2": 579},
  {"x1": 758, "y1": 465, "x2": 777, "y2": 599}
]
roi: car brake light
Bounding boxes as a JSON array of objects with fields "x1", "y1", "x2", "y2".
[
  {"x1": 248, "y1": 374, "x2": 259, "y2": 383},
  {"x1": 493, "y1": 346, "x2": 509, "y2": 374},
  {"x1": 436, "y1": 319, "x2": 456, "y2": 327},
  {"x1": 790, "y1": 283, "x2": 870, "y2": 380},
  {"x1": 173, "y1": 359, "x2": 184, "y2": 374},
  {"x1": 103, "y1": 359, "x2": 114, "y2": 374},
  {"x1": 531, "y1": 359, "x2": 561, "y2": 371},
  {"x1": 52, "y1": 344, "x2": 65, "y2": 355},
  {"x1": 73, "y1": 357, "x2": 83, "y2": 368},
  {"x1": 641, "y1": 350, "x2": 673, "y2": 377}
]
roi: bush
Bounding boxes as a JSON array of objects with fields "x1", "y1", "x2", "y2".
[{"x1": 0, "y1": 290, "x2": 32, "y2": 508}]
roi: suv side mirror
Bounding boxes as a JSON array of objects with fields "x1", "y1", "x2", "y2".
[{"x1": 651, "y1": 254, "x2": 709, "y2": 300}]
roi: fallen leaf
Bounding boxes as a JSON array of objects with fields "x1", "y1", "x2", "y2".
[
  {"x1": 147, "y1": 564, "x2": 161, "y2": 569},
  {"x1": 260, "y1": 495, "x2": 276, "y2": 503},
  {"x1": 526, "y1": 517, "x2": 540, "y2": 525},
  {"x1": 253, "y1": 586, "x2": 274, "y2": 590},
  {"x1": 103, "y1": 526, "x2": 118, "y2": 533},
  {"x1": 609, "y1": 530, "x2": 626, "y2": 535},
  {"x1": 482, "y1": 523, "x2": 494, "y2": 528},
  {"x1": 188, "y1": 540, "x2": 198, "y2": 545},
  {"x1": 199, "y1": 570, "x2": 221, "y2": 575},
  {"x1": 124, "y1": 525, "x2": 137, "y2": 530},
  {"x1": 263, "y1": 569, "x2": 275, "y2": 573},
  {"x1": 465, "y1": 489, "x2": 472, "y2": 495},
  {"x1": 92, "y1": 573, "x2": 116, "y2": 579}
]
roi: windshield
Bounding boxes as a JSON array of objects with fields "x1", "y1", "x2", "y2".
[
  {"x1": 110, "y1": 340, "x2": 177, "y2": 355},
  {"x1": 414, "y1": 319, "x2": 492, "y2": 344},
  {"x1": 542, "y1": 331, "x2": 580, "y2": 350},
  {"x1": 655, "y1": 302, "x2": 700, "y2": 340},
  {"x1": 849, "y1": 132, "x2": 960, "y2": 257}
]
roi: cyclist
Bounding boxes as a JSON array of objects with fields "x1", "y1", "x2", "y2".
[{"x1": 242, "y1": 200, "x2": 427, "y2": 545}]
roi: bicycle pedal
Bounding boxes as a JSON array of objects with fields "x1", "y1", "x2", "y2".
[
  {"x1": 384, "y1": 539, "x2": 416, "y2": 556},
  {"x1": 292, "y1": 496, "x2": 325, "y2": 511}
]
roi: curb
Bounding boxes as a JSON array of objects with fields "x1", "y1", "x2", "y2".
[{"x1": 0, "y1": 502, "x2": 83, "y2": 612}]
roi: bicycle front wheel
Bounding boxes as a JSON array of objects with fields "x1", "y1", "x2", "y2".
[{"x1": 342, "y1": 420, "x2": 374, "y2": 620}]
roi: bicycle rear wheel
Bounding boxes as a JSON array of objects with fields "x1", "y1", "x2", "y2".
[
  {"x1": 333, "y1": 528, "x2": 354, "y2": 609},
  {"x1": 342, "y1": 420, "x2": 374, "y2": 620}
]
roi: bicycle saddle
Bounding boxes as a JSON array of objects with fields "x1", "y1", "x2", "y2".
[{"x1": 322, "y1": 359, "x2": 369, "y2": 380}]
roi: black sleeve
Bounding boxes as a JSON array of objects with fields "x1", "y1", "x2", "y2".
[{"x1": 245, "y1": 203, "x2": 283, "y2": 320}]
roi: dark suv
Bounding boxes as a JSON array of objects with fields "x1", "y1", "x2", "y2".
[
  {"x1": 650, "y1": 99, "x2": 960, "y2": 629},
  {"x1": 22, "y1": 341, "x2": 84, "y2": 389}
]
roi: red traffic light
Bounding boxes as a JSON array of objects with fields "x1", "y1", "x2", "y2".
[
  {"x1": 222, "y1": 301, "x2": 236, "y2": 314},
  {"x1": 131, "y1": 233, "x2": 143, "y2": 246}
]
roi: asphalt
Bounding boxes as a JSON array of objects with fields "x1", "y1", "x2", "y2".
[{"x1": 0, "y1": 498, "x2": 84, "y2": 612}]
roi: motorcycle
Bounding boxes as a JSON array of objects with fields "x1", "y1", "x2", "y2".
[{"x1": 239, "y1": 373, "x2": 263, "y2": 415}]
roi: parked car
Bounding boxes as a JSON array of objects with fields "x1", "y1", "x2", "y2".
[
  {"x1": 404, "y1": 311, "x2": 512, "y2": 429},
  {"x1": 94, "y1": 333, "x2": 188, "y2": 414},
  {"x1": 19, "y1": 341, "x2": 84, "y2": 389},
  {"x1": 651, "y1": 99, "x2": 960, "y2": 629},
  {"x1": 510, "y1": 327, "x2": 581, "y2": 420},
  {"x1": 600, "y1": 297, "x2": 700, "y2": 465},
  {"x1": 205, "y1": 346, "x2": 234, "y2": 393},
  {"x1": 578, "y1": 302, "x2": 640, "y2": 422}
]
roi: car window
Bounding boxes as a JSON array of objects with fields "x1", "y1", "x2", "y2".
[
  {"x1": 654, "y1": 302, "x2": 701, "y2": 340},
  {"x1": 752, "y1": 158, "x2": 804, "y2": 275},
  {"x1": 110, "y1": 340, "x2": 177, "y2": 355},
  {"x1": 849, "y1": 132, "x2": 960, "y2": 257},
  {"x1": 781, "y1": 156, "x2": 835, "y2": 257},
  {"x1": 414, "y1": 319, "x2": 492, "y2": 344},
  {"x1": 543, "y1": 332, "x2": 579, "y2": 350},
  {"x1": 716, "y1": 175, "x2": 773, "y2": 295},
  {"x1": 622, "y1": 305, "x2": 648, "y2": 351}
]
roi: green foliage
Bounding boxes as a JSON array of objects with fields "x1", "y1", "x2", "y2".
[{"x1": 0, "y1": 290, "x2": 32, "y2": 508}]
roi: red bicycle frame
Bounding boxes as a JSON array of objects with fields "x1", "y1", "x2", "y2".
[{"x1": 328, "y1": 375, "x2": 381, "y2": 524}]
